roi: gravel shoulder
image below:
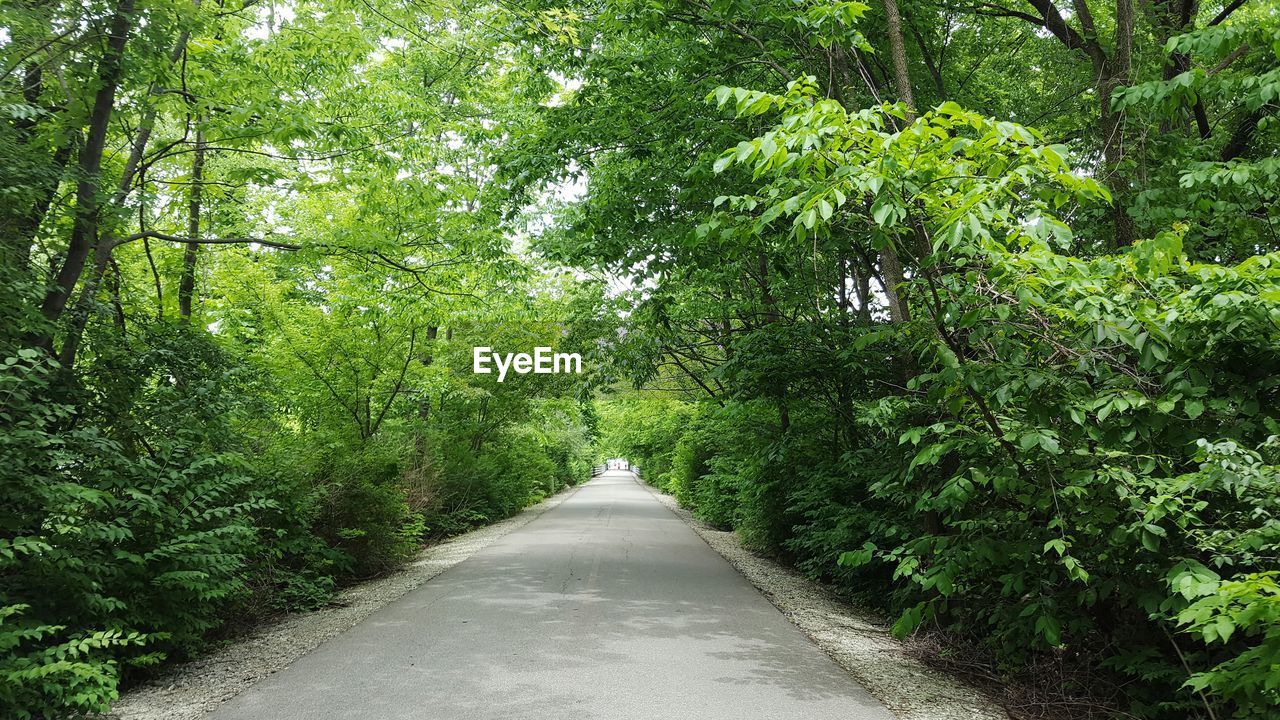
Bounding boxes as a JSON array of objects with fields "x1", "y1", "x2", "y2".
[
  {"x1": 640, "y1": 482, "x2": 1010, "y2": 720},
  {"x1": 106, "y1": 482, "x2": 585, "y2": 720}
]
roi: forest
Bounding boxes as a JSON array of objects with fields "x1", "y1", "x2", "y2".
[{"x1": 1, "y1": 0, "x2": 1277, "y2": 717}]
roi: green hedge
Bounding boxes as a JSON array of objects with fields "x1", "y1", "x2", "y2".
[
  {"x1": 600, "y1": 238, "x2": 1280, "y2": 718},
  {"x1": 0, "y1": 329, "x2": 595, "y2": 718}
]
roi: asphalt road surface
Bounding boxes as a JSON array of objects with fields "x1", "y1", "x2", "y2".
[{"x1": 210, "y1": 471, "x2": 896, "y2": 720}]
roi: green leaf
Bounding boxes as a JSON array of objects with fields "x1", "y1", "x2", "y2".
[
  {"x1": 1185, "y1": 399, "x2": 1204, "y2": 419},
  {"x1": 871, "y1": 201, "x2": 894, "y2": 226}
]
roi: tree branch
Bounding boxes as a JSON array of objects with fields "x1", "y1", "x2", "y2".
[
  {"x1": 112, "y1": 231, "x2": 302, "y2": 251},
  {"x1": 1209, "y1": 0, "x2": 1248, "y2": 26}
]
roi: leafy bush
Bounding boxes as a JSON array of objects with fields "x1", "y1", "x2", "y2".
[
  {"x1": 313, "y1": 443, "x2": 425, "y2": 577},
  {"x1": 666, "y1": 413, "x2": 715, "y2": 508},
  {"x1": 0, "y1": 345, "x2": 263, "y2": 716},
  {"x1": 0, "y1": 604, "x2": 144, "y2": 719},
  {"x1": 1176, "y1": 570, "x2": 1280, "y2": 716},
  {"x1": 608, "y1": 235, "x2": 1280, "y2": 717},
  {"x1": 611, "y1": 79, "x2": 1280, "y2": 717}
]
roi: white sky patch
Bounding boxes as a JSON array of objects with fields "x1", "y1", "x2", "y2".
[
  {"x1": 519, "y1": 163, "x2": 586, "y2": 239},
  {"x1": 370, "y1": 37, "x2": 406, "y2": 63},
  {"x1": 554, "y1": 173, "x2": 587, "y2": 202},
  {"x1": 244, "y1": 2, "x2": 297, "y2": 40},
  {"x1": 545, "y1": 72, "x2": 584, "y2": 107}
]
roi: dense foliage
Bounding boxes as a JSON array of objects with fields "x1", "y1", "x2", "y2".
[
  {"x1": 1, "y1": 1, "x2": 596, "y2": 716},
  {"x1": 526, "y1": 1, "x2": 1280, "y2": 718},
  {"x1": 4, "y1": 0, "x2": 1279, "y2": 717}
]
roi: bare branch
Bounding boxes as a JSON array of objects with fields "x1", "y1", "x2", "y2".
[
  {"x1": 112, "y1": 231, "x2": 302, "y2": 251},
  {"x1": 1209, "y1": 0, "x2": 1248, "y2": 26}
]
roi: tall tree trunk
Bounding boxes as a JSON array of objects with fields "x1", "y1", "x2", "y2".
[
  {"x1": 49, "y1": 0, "x2": 189, "y2": 365},
  {"x1": 178, "y1": 129, "x2": 206, "y2": 320},
  {"x1": 108, "y1": 258, "x2": 127, "y2": 335},
  {"x1": 883, "y1": 0, "x2": 916, "y2": 120},
  {"x1": 836, "y1": 256, "x2": 856, "y2": 445},
  {"x1": 884, "y1": 1, "x2": 945, "y2": 539},
  {"x1": 1154, "y1": 0, "x2": 1209, "y2": 137},
  {"x1": 37, "y1": 0, "x2": 137, "y2": 341},
  {"x1": 1102, "y1": 0, "x2": 1137, "y2": 247},
  {"x1": 879, "y1": 242, "x2": 910, "y2": 322},
  {"x1": 880, "y1": 0, "x2": 916, "y2": 321},
  {"x1": 908, "y1": 19, "x2": 947, "y2": 100}
]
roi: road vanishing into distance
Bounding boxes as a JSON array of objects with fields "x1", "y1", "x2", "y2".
[{"x1": 210, "y1": 471, "x2": 896, "y2": 720}]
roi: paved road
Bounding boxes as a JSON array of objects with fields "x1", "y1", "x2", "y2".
[{"x1": 210, "y1": 471, "x2": 895, "y2": 720}]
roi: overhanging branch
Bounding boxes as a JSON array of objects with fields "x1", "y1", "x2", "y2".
[{"x1": 111, "y1": 230, "x2": 302, "y2": 251}]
